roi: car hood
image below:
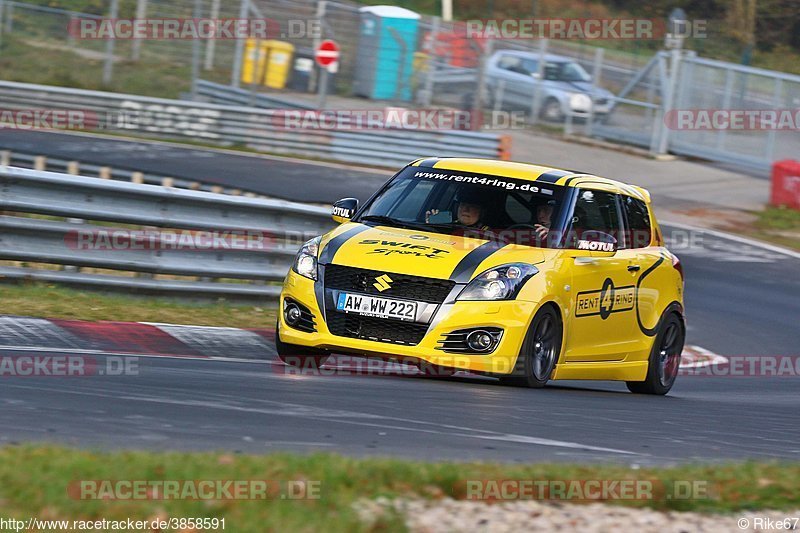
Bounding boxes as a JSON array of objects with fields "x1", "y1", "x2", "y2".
[
  {"x1": 564, "y1": 81, "x2": 613, "y2": 98},
  {"x1": 319, "y1": 223, "x2": 552, "y2": 282}
]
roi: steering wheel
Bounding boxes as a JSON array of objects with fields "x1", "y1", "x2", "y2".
[{"x1": 505, "y1": 223, "x2": 539, "y2": 231}]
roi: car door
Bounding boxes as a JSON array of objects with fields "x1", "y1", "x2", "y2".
[
  {"x1": 563, "y1": 188, "x2": 639, "y2": 362},
  {"x1": 619, "y1": 193, "x2": 664, "y2": 352}
]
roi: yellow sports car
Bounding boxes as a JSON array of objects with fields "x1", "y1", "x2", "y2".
[{"x1": 277, "y1": 158, "x2": 685, "y2": 394}]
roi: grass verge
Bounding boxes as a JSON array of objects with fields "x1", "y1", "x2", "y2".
[
  {"x1": 0, "y1": 445, "x2": 798, "y2": 532},
  {"x1": 750, "y1": 206, "x2": 800, "y2": 251},
  {"x1": 0, "y1": 282, "x2": 276, "y2": 327}
]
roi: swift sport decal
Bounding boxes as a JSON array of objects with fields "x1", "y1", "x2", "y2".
[
  {"x1": 358, "y1": 239, "x2": 450, "y2": 259},
  {"x1": 575, "y1": 278, "x2": 635, "y2": 319}
]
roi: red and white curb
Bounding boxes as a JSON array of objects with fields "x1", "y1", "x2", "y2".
[{"x1": 0, "y1": 315, "x2": 728, "y2": 370}]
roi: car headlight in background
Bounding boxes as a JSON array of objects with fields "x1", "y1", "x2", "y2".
[
  {"x1": 292, "y1": 236, "x2": 321, "y2": 280},
  {"x1": 568, "y1": 92, "x2": 592, "y2": 111},
  {"x1": 457, "y1": 263, "x2": 539, "y2": 301}
]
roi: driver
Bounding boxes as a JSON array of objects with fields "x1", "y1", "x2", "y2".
[
  {"x1": 426, "y1": 188, "x2": 490, "y2": 230},
  {"x1": 534, "y1": 201, "x2": 555, "y2": 240}
]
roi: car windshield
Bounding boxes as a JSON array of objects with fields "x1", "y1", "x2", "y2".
[
  {"x1": 544, "y1": 61, "x2": 592, "y2": 82},
  {"x1": 355, "y1": 167, "x2": 568, "y2": 248}
]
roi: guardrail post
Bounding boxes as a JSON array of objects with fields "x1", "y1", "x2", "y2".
[
  {"x1": 131, "y1": 171, "x2": 144, "y2": 184},
  {"x1": 99, "y1": 166, "x2": 111, "y2": 179},
  {"x1": 162, "y1": 177, "x2": 174, "y2": 188},
  {"x1": 0, "y1": 150, "x2": 10, "y2": 166},
  {"x1": 67, "y1": 161, "x2": 80, "y2": 175},
  {"x1": 34, "y1": 156, "x2": 46, "y2": 171}
]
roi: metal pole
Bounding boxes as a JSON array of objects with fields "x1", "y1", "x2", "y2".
[
  {"x1": 190, "y1": 0, "x2": 202, "y2": 99},
  {"x1": 530, "y1": 38, "x2": 548, "y2": 124},
  {"x1": 657, "y1": 48, "x2": 681, "y2": 155},
  {"x1": 103, "y1": 0, "x2": 119, "y2": 85},
  {"x1": 317, "y1": 66, "x2": 329, "y2": 109},
  {"x1": 585, "y1": 47, "x2": 603, "y2": 137},
  {"x1": 472, "y1": 38, "x2": 492, "y2": 131},
  {"x1": 204, "y1": 0, "x2": 221, "y2": 70},
  {"x1": 310, "y1": 0, "x2": 327, "y2": 93},
  {"x1": 4, "y1": 2, "x2": 11, "y2": 33},
  {"x1": 420, "y1": 16, "x2": 439, "y2": 106},
  {"x1": 0, "y1": 1, "x2": 5, "y2": 51},
  {"x1": 131, "y1": 0, "x2": 147, "y2": 61},
  {"x1": 231, "y1": 0, "x2": 250, "y2": 88}
]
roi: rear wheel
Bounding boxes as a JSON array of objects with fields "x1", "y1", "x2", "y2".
[
  {"x1": 275, "y1": 320, "x2": 329, "y2": 369},
  {"x1": 501, "y1": 306, "x2": 562, "y2": 388},
  {"x1": 626, "y1": 313, "x2": 684, "y2": 395}
]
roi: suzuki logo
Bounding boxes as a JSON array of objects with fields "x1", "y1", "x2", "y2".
[{"x1": 373, "y1": 274, "x2": 393, "y2": 292}]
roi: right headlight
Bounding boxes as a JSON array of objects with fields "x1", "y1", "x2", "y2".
[
  {"x1": 292, "y1": 236, "x2": 321, "y2": 280},
  {"x1": 457, "y1": 263, "x2": 539, "y2": 301}
]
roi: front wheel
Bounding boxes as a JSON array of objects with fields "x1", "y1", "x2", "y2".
[
  {"x1": 275, "y1": 320, "x2": 329, "y2": 369},
  {"x1": 626, "y1": 313, "x2": 684, "y2": 395},
  {"x1": 501, "y1": 306, "x2": 562, "y2": 388}
]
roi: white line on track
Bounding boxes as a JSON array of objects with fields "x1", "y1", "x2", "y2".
[{"x1": 662, "y1": 220, "x2": 800, "y2": 260}]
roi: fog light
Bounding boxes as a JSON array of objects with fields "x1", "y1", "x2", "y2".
[
  {"x1": 466, "y1": 330, "x2": 494, "y2": 352},
  {"x1": 285, "y1": 303, "x2": 302, "y2": 326}
]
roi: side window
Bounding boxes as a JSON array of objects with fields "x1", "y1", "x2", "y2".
[
  {"x1": 569, "y1": 189, "x2": 622, "y2": 245},
  {"x1": 622, "y1": 195, "x2": 652, "y2": 248}
]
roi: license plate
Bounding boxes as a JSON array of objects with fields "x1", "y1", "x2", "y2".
[{"x1": 336, "y1": 292, "x2": 417, "y2": 322}]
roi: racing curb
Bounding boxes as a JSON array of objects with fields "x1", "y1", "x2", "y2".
[{"x1": 0, "y1": 315, "x2": 725, "y2": 369}]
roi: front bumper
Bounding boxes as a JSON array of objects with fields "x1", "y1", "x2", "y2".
[{"x1": 278, "y1": 269, "x2": 537, "y2": 374}]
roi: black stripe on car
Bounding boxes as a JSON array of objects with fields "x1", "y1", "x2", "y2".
[
  {"x1": 318, "y1": 225, "x2": 370, "y2": 264},
  {"x1": 536, "y1": 170, "x2": 573, "y2": 183},
  {"x1": 449, "y1": 241, "x2": 504, "y2": 283}
]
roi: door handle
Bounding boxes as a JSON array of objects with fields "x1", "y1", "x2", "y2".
[{"x1": 627, "y1": 264, "x2": 641, "y2": 272}]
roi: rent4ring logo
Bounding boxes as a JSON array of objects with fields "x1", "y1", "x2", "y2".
[{"x1": 575, "y1": 278, "x2": 635, "y2": 319}]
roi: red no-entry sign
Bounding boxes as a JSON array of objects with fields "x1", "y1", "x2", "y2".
[{"x1": 315, "y1": 39, "x2": 340, "y2": 68}]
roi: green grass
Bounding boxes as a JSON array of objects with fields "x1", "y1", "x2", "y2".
[
  {"x1": 0, "y1": 33, "x2": 230, "y2": 98},
  {"x1": 750, "y1": 206, "x2": 800, "y2": 251},
  {"x1": 0, "y1": 445, "x2": 799, "y2": 532},
  {"x1": 0, "y1": 282, "x2": 277, "y2": 327}
]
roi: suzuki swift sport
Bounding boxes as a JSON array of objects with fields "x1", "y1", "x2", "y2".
[{"x1": 277, "y1": 158, "x2": 686, "y2": 394}]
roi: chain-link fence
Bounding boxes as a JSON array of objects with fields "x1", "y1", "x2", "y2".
[{"x1": 1, "y1": 0, "x2": 798, "y2": 173}]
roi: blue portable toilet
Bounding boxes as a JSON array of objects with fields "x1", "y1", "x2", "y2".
[{"x1": 354, "y1": 6, "x2": 420, "y2": 101}]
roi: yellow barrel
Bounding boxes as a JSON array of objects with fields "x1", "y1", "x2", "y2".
[{"x1": 263, "y1": 40, "x2": 295, "y2": 89}]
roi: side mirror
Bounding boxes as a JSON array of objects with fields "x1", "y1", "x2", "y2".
[
  {"x1": 572, "y1": 231, "x2": 618, "y2": 256},
  {"x1": 332, "y1": 198, "x2": 358, "y2": 224}
]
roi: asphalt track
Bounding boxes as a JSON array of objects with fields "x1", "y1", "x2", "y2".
[{"x1": 1, "y1": 131, "x2": 799, "y2": 464}]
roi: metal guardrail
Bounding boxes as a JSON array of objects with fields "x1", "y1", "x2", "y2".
[
  {"x1": 0, "y1": 166, "x2": 336, "y2": 298},
  {"x1": 0, "y1": 80, "x2": 511, "y2": 167},
  {"x1": 193, "y1": 80, "x2": 315, "y2": 111}
]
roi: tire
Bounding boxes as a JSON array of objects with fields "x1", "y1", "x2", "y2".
[
  {"x1": 540, "y1": 97, "x2": 564, "y2": 122},
  {"x1": 275, "y1": 320, "x2": 329, "y2": 369},
  {"x1": 626, "y1": 313, "x2": 684, "y2": 395},
  {"x1": 501, "y1": 305, "x2": 562, "y2": 388}
]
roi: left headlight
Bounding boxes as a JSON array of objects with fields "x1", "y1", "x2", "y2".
[
  {"x1": 569, "y1": 92, "x2": 592, "y2": 111},
  {"x1": 292, "y1": 236, "x2": 321, "y2": 280},
  {"x1": 457, "y1": 263, "x2": 538, "y2": 301}
]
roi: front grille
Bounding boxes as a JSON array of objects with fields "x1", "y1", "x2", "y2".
[
  {"x1": 326, "y1": 313, "x2": 429, "y2": 346},
  {"x1": 324, "y1": 265, "x2": 455, "y2": 304},
  {"x1": 595, "y1": 98, "x2": 609, "y2": 106}
]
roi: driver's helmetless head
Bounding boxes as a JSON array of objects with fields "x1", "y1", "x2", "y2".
[
  {"x1": 457, "y1": 202, "x2": 483, "y2": 226},
  {"x1": 537, "y1": 204, "x2": 554, "y2": 225}
]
